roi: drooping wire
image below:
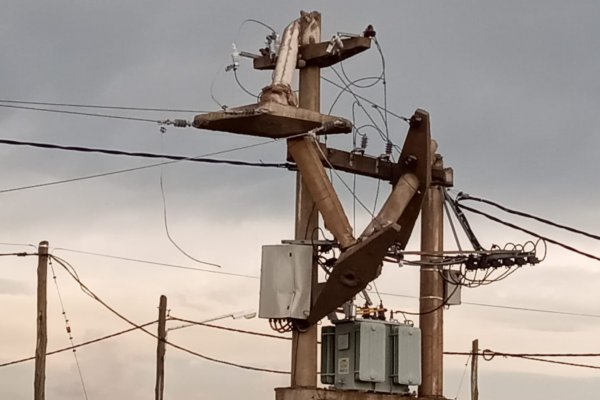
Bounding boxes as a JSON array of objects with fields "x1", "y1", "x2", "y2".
[
  {"x1": 313, "y1": 138, "x2": 375, "y2": 218},
  {"x1": 0, "y1": 321, "x2": 159, "y2": 368},
  {"x1": 233, "y1": 68, "x2": 259, "y2": 99},
  {"x1": 236, "y1": 19, "x2": 276, "y2": 38},
  {"x1": 48, "y1": 258, "x2": 89, "y2": 400},
  {"x1": 321, "y1": 76, "x2": 410, "y2": 123},
  {"x1": 159, "y1": 172, "x2": 221, "y2": 268},
  {"x1": 453, "y1": 354, "x2": 471, "y2": 400},
  {"x1": 210, "y1": 64, "x2": 229, "y2": 110},
  {"x1": 50, "y1": 254, "x2": 289, "y2": 374},
  {"x1": 374, "y1": 38, "x2": 390, "y2": 145}
]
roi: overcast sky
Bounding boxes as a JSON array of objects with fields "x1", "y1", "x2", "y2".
[{"x1": 1, "y1": 1, "x2": 600, "y2": 399}]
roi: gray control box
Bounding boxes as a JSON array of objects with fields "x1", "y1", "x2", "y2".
[{"x1": 258, "y1": 244, "x2": 312, "y2": 320}]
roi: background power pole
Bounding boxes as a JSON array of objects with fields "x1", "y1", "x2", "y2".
[
  {"x1": 34, "y1": 240, "x2": 49, "y2": 400},
  {"x1": 155, "y1": 295, "x2": 167, "y2": 400},
  {"x1": 419, "y1": 158, "x2": 444, "y2": 399},
  {"x1": 471, "y1": 339, "x2": 479, "y2": 400},
  {"x1": 290, "y1": 11, "x2": 320, "y2": 388}
]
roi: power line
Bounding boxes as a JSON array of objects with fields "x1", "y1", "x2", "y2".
[
  {"x1": 39, "y1": 246, "x2": 600, "y2": 318},
  {"x1": 0, "y1": 99, "x2": 208, "y2": 114},
  {"x1": 461, "y1": 300, "x2": 600, "y2": 319},
  {"x1": 0, "y1": 137, "x2": 295, "y2": 195},
  {"x1": 48, "y1": 258, "x2": 89, "y2": 400},
  {"x1": 445, "y1": 350, "x2": 600, "y2": 370},
  {"x1": 159, "y1": 173, "x2": 222, "y2": 268},
  {"x1": 169, "y1": 316, "x2": 290, "y2": 341},
  {"x1": 50, "y1": 255, "x2": 288, "y2": 374},
  {"x1": 0, "y1": 138, "x2": 294, "y2": 170},
  {"x1": 52, "y1": 247, "x2": 259, "y2": 279},
  {"x1": 0, "y1": 103, "x2": 163, "y2": 124},
  {"x1": 457, "y1": 193, "x2": 600, "y2": 242},
  {"x1": 0, "y1": 321, "x2": 158, "y2": 368},
  {"x1": 0, "y1": 252, "x2": 36, "y2": 257},
  {"x1": 321, "y1": 75, "x2": 410, "y2": 122},
  {"x1": 377, "y1": 291, "x2": 600, "y2": 319},
  {"x1": 457, "y1": 203, "x2": 600, "y2": 262}
]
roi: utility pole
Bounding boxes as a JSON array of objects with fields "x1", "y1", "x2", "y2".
[
  {"x1": 155, "y1": 295, "x2": 167, "y2": 400},
  {"x1": 290, "y1": 11, "x2": 320, "y2": 388},
  {"x1": 34, "y1": 240, "x2": 49, "y2": 400},
  {"x1": 471, "y1": 339, "x2": 479, "y2": 400},
  {"x1": 194, "y1": 10, "x2": 435, "y2": 399},
  {"x1": 419, "y1": 156, "x2": 445, "y2": 399}
]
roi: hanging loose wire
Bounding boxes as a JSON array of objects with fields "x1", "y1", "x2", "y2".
[
  {"x1": 48, "y1": 258, "x2": 89, "y2": 400},
  {"x1": 453, "y1": 354, "x2": 471, "y2": 400},
  {"x1": 158, "y1": 151, "x2": 221, "y2": 268}
]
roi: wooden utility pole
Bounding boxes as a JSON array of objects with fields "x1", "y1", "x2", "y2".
[
  {"x1": 419, "y1": 157, "x2": 445, "y2": 399},
  {"x1": 155, "y1": 295, "x2": 167, "y2": 400},
  {"x1": 289, "y1": 10, "x2": 321, "y2": 388},
  {"x1": 471, "y1": 339, "x2": 479, "y2": 400},
  {"x1": 34, "y1": 240, "x2": 49, "y2": 400}
]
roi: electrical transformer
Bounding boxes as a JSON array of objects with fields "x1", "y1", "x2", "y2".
[{"x1": 321, "y1": 319, "x2": 421, "y2": 394}]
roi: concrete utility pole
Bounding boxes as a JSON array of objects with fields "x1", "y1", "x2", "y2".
[
  {"x1": 290, "y1": 11, "x2": 321, "y2": 388},
  {"x1": 419, "y1": 157, "x2": 445, "y2": 399},
  {"x1": 155, "y1": 295, "x2": 167, "y2": 400},
  {"x1": 34, "y1": 240, "x2": 49, "y2": 400}
]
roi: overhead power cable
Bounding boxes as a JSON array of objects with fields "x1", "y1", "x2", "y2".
[
  {"x1": 457, "y1": 193, "x2": 600, "y2": 242},
  {"x1": 377, "y1": 291, "x2": 600, "y2": 319},
  {"x1": 50, "y1": 255, "x2": 288, "y2": 374},
  {"x1": 0, "y1": 320, "x2": 158, "y2": 368},
  {"x1": 170, "y1": 316, "x2": 290, "y2": 341},
  {"x1": 457, "y1": 203, "x2": 600, "y2": 262},
  {"x1": 0, "y1": 133, "x2": 304, "y2": 195},
  {"x1": 444, "y1": 350, "x2": 600, "y2": 370},
  {"x1": 49, "y1": 258, "x2": 89, "y2": 399},
  {"x1": 0, "y1": 99, "x2": 208, "y2": 113},
  {"x1": 53, "y1": 247, "x2": 258, "y2": 279},
  {"x1": 0, "y1": 138, "x2": 294, "y2": 170},
  {"x1": 0, "y1": 103, "x2": 164, "y2": 124}
]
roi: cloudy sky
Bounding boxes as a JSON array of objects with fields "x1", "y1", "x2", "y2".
[{"x1": 1, "y1": 1, "x2": 600, "y2": 399}]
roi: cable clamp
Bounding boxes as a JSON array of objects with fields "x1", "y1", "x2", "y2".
[{"x1": 159, "y1": 119, "x2": 191, "y2": 128}]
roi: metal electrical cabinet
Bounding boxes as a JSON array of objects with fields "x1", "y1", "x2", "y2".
[
  {"x1": 321, "y1": 319, "x2": 421, "y2": 394},
  {"x1": 258, "y1": 244, "x2": 313, "y2": 320}
]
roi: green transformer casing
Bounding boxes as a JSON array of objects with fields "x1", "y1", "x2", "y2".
[{"x1": 321, "y1": 319, "x2": 421, "y2": 394}]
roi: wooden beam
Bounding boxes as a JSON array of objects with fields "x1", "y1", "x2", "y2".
[
  {"x1": 254, "y1": 37, "x2": 372, "y2": 70},
  {"x1": 288, "y1": 144, "x2": 401, "y2": 182}
]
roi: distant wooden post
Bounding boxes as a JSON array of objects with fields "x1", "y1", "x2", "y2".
[
  {"x1": 155, "y1": 295, "x2": 167, "y2": 400},
  {"x1": 34, "y1": 241, "x2": 49, "y2": 400},
  {"x1": 471, "y1": 339, "x2": 479, "y2": 400}
]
